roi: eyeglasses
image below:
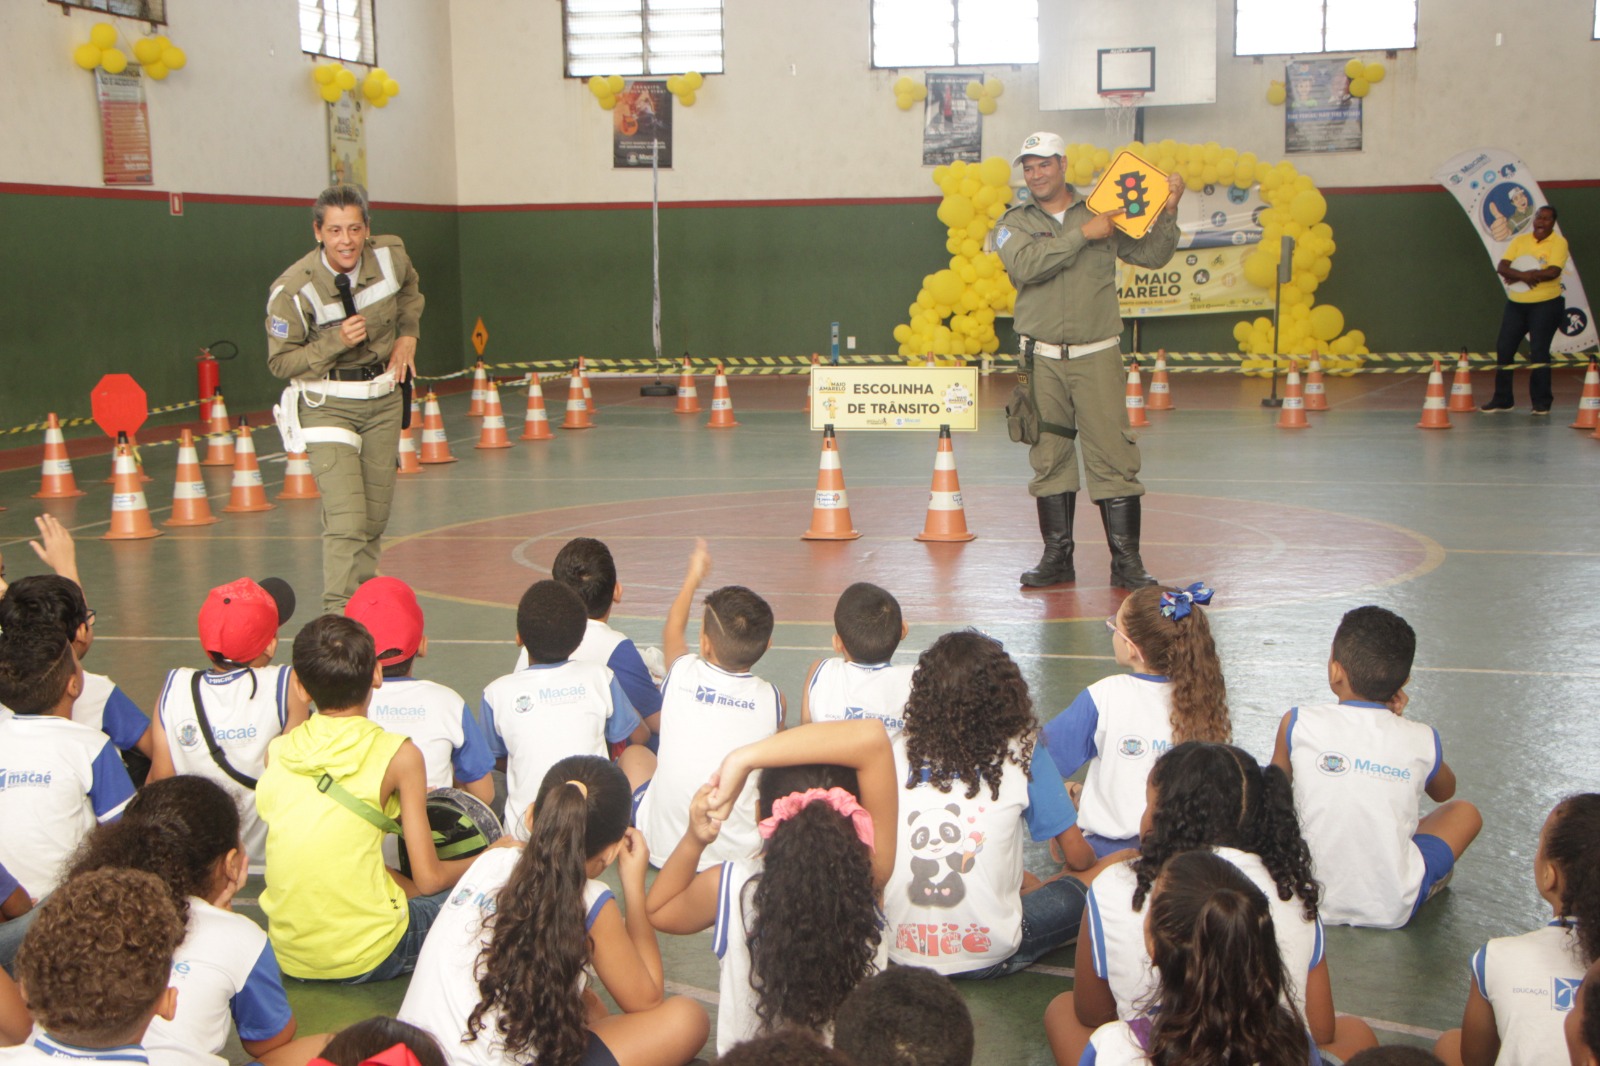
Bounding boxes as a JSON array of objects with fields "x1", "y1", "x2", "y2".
[
  {"x1": 84, "y1": 609, "x2": 96, "y2": 626},
  {"x1": 1104, "y1": 615, "x2": 1131, "y2": 644}
]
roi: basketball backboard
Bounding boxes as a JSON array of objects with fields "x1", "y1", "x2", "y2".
[{"x1": 1038, "y1": 0, "x2": 1217, "y2": 111}]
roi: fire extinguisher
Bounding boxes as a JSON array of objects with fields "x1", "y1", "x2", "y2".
[{"x1": 196, "y1": 340, "x2": 237, "y2": 425}]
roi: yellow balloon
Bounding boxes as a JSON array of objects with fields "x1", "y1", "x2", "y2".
[
  {"x1": 589, "y1": 75, "x2": 608, "y2": 97},
  {"x1": 1243, "y1": 252, "x2": 1277, "y2": 289},
  {"x1": 977, "y1": 97, "x2": 996, "y2": 115},
  {"x1": 371, "y1": 68, "x2": 389, "y2": 81},
  {"x1": 894, "y1": 324, "x2": 912, "y2": 344},
  {"x1": 1233, "y1": 321, "x2": 1252, "y2": 343},
  {"x1": 986, "y1": 78, "x2": 1004, "y2": 98},
  {"x1": 144, "y1": 61, "x2": 168, "y2": 80},
  {"x1": 1364, "y1": 62, "x2": 1386, "y2": 83},
  {"x1": 100, "y1": 47, "x2": 127, "y2": 73},
  {"x1": 679, "y1": 90, "x2": 695, "y2": 106},
  {"x1": 685, "y1": 71, "x2": 703, "y2": 90},
  {"x1": 1201, "y1": 165, "x2": 1219, "y2": 185},
  {"x1": 336, "y1": 69, "x2": 357, "y2": 90},
  {"x1": 383, "y1": 78, "x2": 399, "y2": 97},
  {"x1": 1267, "y1": 83, "x2": 1287, "y2": 105},
  {"x1": 965, "y1": 81, "x2": 983, "y2": 101},
  {"x1": 162, "y1": 46, "x2": 186, "y2": 71},
  {"x1": 90, "y1": 23, "x2": 117, "y2": 49},
  {"x1": 896, "y1": 94, "x2": 914, "y2": 111},
  {"x1": 912, "y1": 85, "x2": 928, "y2": 100},
  {"x1": 363, "y1": 77, "x2": 384, "y2": 100},
  {"x1": 1348, "y1": 77, "x2": 1370, "y2": 98},
  {"x1": 894, "y1": 76, "x2": 915, "y2": 94},
  {"x1": 1289, "y1": 189, "x2": 1327, "y2": 227},
  {"x1": 319, "y1": 83, "x2": 343, "y2": 103},
  {"x1": 936, "y1": 197, "x2": 976, "y2": 229},
  {"x1": 136, "y1": 39, "x2": 164, "y2": 66},
  {"x1": 73, "y1": 43, "x2": 103, "y2": 70},
  {"x1": 986, "y1": 201, "x2": 1005, "y2": 220},
  {"x1": 1309, "y1": 304, "x2": 1345, "y2": 342},
  {"x1": 371, "y1": 94, "x2": 388, "y2": 109},
  {"x1": 1345, "y1": 58, "x2": 1365, "y2": 79},
  {"x1": 666, "y1": 75, "x2": 685, "y2": 95},
  {"x1": 153, "y1": 35, "x2": 170, "y2": 50},
  {"x1": 607, "y1": 75, "x2": 624, "y2": 94},
  {"x1": 599, "y1": 93, "x2": 617, "y2": 110}
]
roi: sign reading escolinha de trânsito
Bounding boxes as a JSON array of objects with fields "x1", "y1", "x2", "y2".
[{"x1": 809, "y1": 367, "x2": 979, "y2": 432}]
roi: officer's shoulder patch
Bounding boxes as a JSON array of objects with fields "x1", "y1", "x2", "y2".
[
  {"x1": 994, "y1": 226, "x2": 1012, "y2": 249},
  {"x1": 268, "y1": 315, "x2": 290, "y2": 339}
]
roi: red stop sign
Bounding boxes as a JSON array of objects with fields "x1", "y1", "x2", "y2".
[{"x1": 91, "y1": 374, "x2": 149, "y2": 438}]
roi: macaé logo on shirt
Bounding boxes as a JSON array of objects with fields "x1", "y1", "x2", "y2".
[
  {"x1": 1315, "y1": 752, "x2": 1349, "y2": 776},
  {"x1": 533, "y1": 685, "x2": 588, "y2": 707},
  {"x1": 211, "y1": 724, "x2": 259, "y2": 745},
  {"x1": 694, "y1": 685, "x2": 756, "y2": 710},
  {"x1": 1116, "y1": 735, "x2": 1147, "y2": 758},
  {"x1": 844, "y1": 706, "x2": 905, "y2": 732},
  {"x1": 177, "y1": 722, "x2": 202, "y2": 750},
  {"x1": 0, "y1": 769, "x2": 52, "y2": 790}
]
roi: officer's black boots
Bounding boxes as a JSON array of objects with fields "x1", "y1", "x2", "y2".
[
  {"x1": 1020, "y1": 492, "x2": 1076, "y2": 587},
  {"x1": 1099, "y1": 496, "x2": 1158, "y2": 589}
]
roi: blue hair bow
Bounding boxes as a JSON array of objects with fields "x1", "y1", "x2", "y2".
[{"x1": 1160, "y1": 582, "x2": 1215, "y2": 620}]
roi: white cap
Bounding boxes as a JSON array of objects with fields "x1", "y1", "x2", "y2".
[{"x1": 1013, "y1": 132, "x2": 1066, "y2": 166}]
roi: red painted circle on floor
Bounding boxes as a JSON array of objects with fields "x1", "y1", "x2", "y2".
[{"x1": 383, "y1": 487, "x2": 1437, "y2": 624}]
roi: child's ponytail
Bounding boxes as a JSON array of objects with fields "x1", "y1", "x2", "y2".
[
  {"x1": 1546, "y1": 793, "x2": 1600, "y2": 964},
  {"x1": 748, "y1": 765, "x2": 882, "y2": 1037},
  {"x1": 469, "y1": 756, "x2": 629, "y2": 1066},
  {"x1": 1121, "y1": 584, "x2": 1230, "y2": 745}
]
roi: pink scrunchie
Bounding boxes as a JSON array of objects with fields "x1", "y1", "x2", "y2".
[
  {"x1": 757, "y1": 786, "x2": 875, "y2": 853},
  {"x1": 309, "y1": 1044, "x2": 422, "y2": 1066}
]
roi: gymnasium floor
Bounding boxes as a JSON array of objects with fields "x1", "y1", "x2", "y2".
[{"x1": 2, "y1": 366, "x2": 1596, "y2": 1063}]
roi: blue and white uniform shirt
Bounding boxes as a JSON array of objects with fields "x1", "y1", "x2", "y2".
[
  {"x1": 1471, "y1": 920, "x2": 1586, "y2": 1066},
  {"x1": 73, "y1": 671, "x2": 151, "y2": 753},
  {"x1": 638, "y1": 654, "x2": 784, "y2": 869},
  {"x1": 1042, "y1": 673, "x2": 1173, "y2": 842},
  {"x1": 482, "y1": 659, "x2": 639, "y2": 841},
  {"x1": 156, "y1": 666, "x2": 291, "y2": 864},
  {"x1": 516, "y1": 618, "x2": 664, "y2": 722},
  {"x1": 806, "y1": 658, "x2": 914, "y2": 738},
  {"x1": 1286, "y1": 701, "x2": 1441, "y2": 928},
  {"x1": 0, "y1": 1034, "x2": 155, "y2": 1066}
]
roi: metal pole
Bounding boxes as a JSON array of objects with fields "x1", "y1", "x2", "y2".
[{"x1": 651, "y1": 137, "x2": 661, "y2": 363}]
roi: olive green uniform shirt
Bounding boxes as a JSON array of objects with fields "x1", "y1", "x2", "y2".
[
  {"x1": 995, "y1": 197, "x2": 1180, "y2": 345},
  {"x1": 265, "y1": 235, "x2": 423, "y2": 380}
]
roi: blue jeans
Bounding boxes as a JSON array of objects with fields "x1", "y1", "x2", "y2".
[
  {"x1": 340, "y1": 889, "x2": 448, "y2": 984},
  {"x1": 949, "y1": 875, "x2": 1088, "y2": 979},
  {"x1": 1491, "y1": 296, "x2": 1564, "y2": 409}
]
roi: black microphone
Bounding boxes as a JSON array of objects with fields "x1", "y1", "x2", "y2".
[{"x1": 333, "y1": 273, "x2": 358, "y2": 319}]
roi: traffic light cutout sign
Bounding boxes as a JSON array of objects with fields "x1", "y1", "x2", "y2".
[{"x1": 1085, "y1": 149, "x2": 1172, "y2": 239}]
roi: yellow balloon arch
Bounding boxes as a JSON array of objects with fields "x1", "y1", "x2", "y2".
[{"x1": 897, "y1": 139, "x2": 1369, "y2": 372}]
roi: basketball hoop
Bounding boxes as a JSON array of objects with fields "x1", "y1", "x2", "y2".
[{"x1": 1100, "y1": 91, "x2": 1144, "y2": 148}]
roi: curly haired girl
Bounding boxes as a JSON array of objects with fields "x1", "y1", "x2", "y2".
[
  {"x1": 398, "y1": 756, "x2": 706, "y2": 1066},
  {"x1": 1435, "y1": 793, "x2": 1600, "y2": 1066},
  {"x1": 647, "y1": 720, "x2": 898, "y2": 1056},
  {"x1": 885, "y1": 630, "x2": 1111, "y2": 980},
  {"x1": 1042, "y1": 582, "x2": 1229, "y2": 857},
  {"x1": 1044, "y1": 742, "x2": 1376, "y2": 1066},
  {"x1": 66, "y1": 775, "x2": 314, "y2": 1066},
  {"x1": 1078, "y1": 850, "x2": 1315, "y2": 1066}
]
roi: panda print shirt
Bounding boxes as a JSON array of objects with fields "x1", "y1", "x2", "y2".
[{"x1": 885, "y1": 734, "x2": 1078, "y2": 975}]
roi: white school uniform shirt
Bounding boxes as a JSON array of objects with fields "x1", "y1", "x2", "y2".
[
  {"x1": 1470, "y1": 920, "x2": 1586, "y2": 1066},
  {"x1": 156, "y1": 666, "x2": 291, "y2": 865},
  {"x1": 1085, "y1": 847, "x2": 1325, "y2": 1020},
  {"x1": 805, "y1": 658, "x2": 914, "y2": 738},
  {"x1": 1080, "y1": 1021, "x2": 1151, "y2": 1066},
  {"x1": 1041, "y1": 673, "x2": 1173, "y2": 842},
  {"x1": 398, "y1": 847, "x2": 613, "y2": 1066},
  {"x1": 515, "y1": 618, "x2": 665, "y2": 721},
  {"x1": 143, "y1": 897, "x2": 293, "y2": 1066},
  {"x1": 73, "y1": 671, "x2": 151, "y2": 752},
  {"x1": 711, "y1": 859, "x2": 889, "y2": 1055},
  {"x1": 1286, "y1": 701, "x2": 1441, "y2": 928},
  {"x1": 0, "y1": 1036, "x2": 156, "y2": 1066},
  {"x1": 638, "y1": 655, "x2": 784, "y2": 869},
  {"x1": 481, "y1": 660, "x2": 640, "y2": 841},
  {"x1": 0, "y1": 714, "x2": 134, "y2": 897},
  {"x1": 885, "y1": 736, "x2": 1079, "y2": 975}
]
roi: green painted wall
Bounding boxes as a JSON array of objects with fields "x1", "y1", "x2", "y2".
[{"x1": 3, "y1": 184, "x2": 1596, "y2": 434}]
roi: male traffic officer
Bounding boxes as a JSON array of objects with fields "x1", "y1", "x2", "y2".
[
  {"x1": 266, "y1": 185, "x2": 423, "y2": 612},
  {"x1": 995, "y1": 132, "x2": 1184, "y2": 590}
]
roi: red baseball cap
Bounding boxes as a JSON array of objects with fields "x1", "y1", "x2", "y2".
[
  {"x1": 345, "y1": 576, "x2": 424, "y2": 666},
  {"x1": 198, "y1": 577, "x2": 294, "y2": 664}
]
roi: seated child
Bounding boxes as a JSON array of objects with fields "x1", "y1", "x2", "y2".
[
  {"x1": 4, "y1": 867, "x2": 186, "y2": 1066},
  {"x1": 255, "y1": 615, "x2": 474, "y2": 983},
  {"x1": 346, "y1": 577, "x2": 494, "y2": 806},
  {"x1": 482, "y1": 580, "x2": 649, "y2": 841},
  {"x1": 635, "y1": 540, "x2": 784, "y2": 869},
  {"x1": 1568, "y1": 957, "x2": 1600, "y2": 1066},
  {"x1": 1271, "y1": 606, "x2": 1482, "y2": 929},
  {"x1": 834, "y1": 967, "x2": 974, "y2": 1066},
  {"x1": 801, "y1": 582, "x2": 914, "y2": 737},
  {"x1": 0, "y1": 629, "x2": 133, "y2": 899},
  {"x1": 510, "y1": 537, "x2": 665, "y2": 736},
  {"x1": 316, "y1": 1017, "x2": 448, "y2": 1066},
  {"x1": 1435, "y1": 793, "x2": 1599, "y2": 1066},
  {"x1": 151, "y1": 577, "x2": 306, "y2": 865}
]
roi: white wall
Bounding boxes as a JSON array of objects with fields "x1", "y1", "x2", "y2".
[{"x1": 0, "y1": 0, "x2": 457, "y2": 203}]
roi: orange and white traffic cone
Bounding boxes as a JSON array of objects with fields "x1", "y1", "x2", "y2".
[
  {"x1": 580, "y1": 356, "x2": 596, "y2": 423},
  {"x1": 1570, "y1": 357, "x2": 1600, "y2": 430},
  {"x1": 915, "y1": 425, "x2": 976, "y2": 543},
  {"x1": 674, "y1": 358, "x2": 701, "y2": 414},
  {"x1": 1304, "y1": 355, "x2": 1329, "y2": 412},
  {"x1": 164, "y1": 429, "x2": 220, "y2": 527},
  {"x1": 104, "y1": 443, "x2": 162, "y2": 540},
  {"x1": 467, "y1": 360, "x2": 488, "y2": 417},
  {"x1": 1277, "y1": 362, "x2": 1310, "y2": 429},
  {"x1": 520, "y1": 374, "x2": 555, "y2": 441},
  {"x1": 1147, "y1": 350, "x2": 1174, "y2": 411},
  {"x1": 419, "y1": 392, "x2": 459, "y2": 463},
  {"x1": 1416, "y1": 359, "x2": 1453, "y2": 430},
  {"x1": 1447, "y1": 349, "x2": 1476, "y2": 413},
  {"x1": 561, "y1": 365, "x2": 594, "y2": 430},
  {"x1": 102, "y1": 430, "x2": 152, "y2": 484},
  {"x1": 33, "y1": 413, "x2": 86, "y2": 499},
  {"x1": 201, "y1": 409, "x2": 236, "y2": 468},
  {"x1": 803, "y1": 353, "x2": 819, "y2": 413},
  {"x1": 707, "y1": 363, "x2": 739, "y2": 429},
  {"x1": 475, "y1": 380, "x2": 512, "y2": 449},
  {"x1": 801, "y1": 425, "x2": 860, "y2": 541},
  {"x1": 1124, "y1": 360, "x2": 1150, "y2": 428},
  {"x1": 397, "y1": 398, "x2": 423, "y2": 473},
  {"x1": 924, "y1": 352, "x2": 937, "y2": 368},
  {"x1": 277, "y1": 450, "x2": 320, "y2": 500},
  {"x1": 222, "y1": 424, "x2": 275, "y2": 512}
]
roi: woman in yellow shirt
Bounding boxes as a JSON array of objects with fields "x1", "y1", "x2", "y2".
[{"x1": 1482, "y1": 205, "x2": 1568, "y2": 415}]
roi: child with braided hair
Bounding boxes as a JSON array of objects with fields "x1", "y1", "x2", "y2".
[{"x1": 1043, "y1": 582, "x2": 1229, "y2": 857}]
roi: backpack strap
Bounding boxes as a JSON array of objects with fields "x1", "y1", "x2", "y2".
[
  {"x1": 314, "y1": 772, "x2": 403, "y2": 836},
  {"x1": 190, "y1": 671, "x2": 260, "y2": 791}
]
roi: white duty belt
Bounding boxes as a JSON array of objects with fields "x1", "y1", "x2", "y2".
[
  {"x1": 272, "y1": 370, "x2": 397, "y2": 454},
  {"x1": 1020, "y1": 335, "x2": 1120, "y2": 360}
]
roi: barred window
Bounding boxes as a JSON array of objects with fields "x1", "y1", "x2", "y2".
[
  {"x1": 871, "y1": 0, "x2": 1039, "y2": 68},
  {"x1": 300, "y1": 0, "x2": 377, "y2": 66},
  {"x1": 564, "y1": 0, "x2": 725, "y2": 78},
  {"x1": 52, "y1": 0, "x2": 167, "y2": 21},
  {"x1": 1235, "y1": 0, "x2": 1417, "y2": 56}
]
